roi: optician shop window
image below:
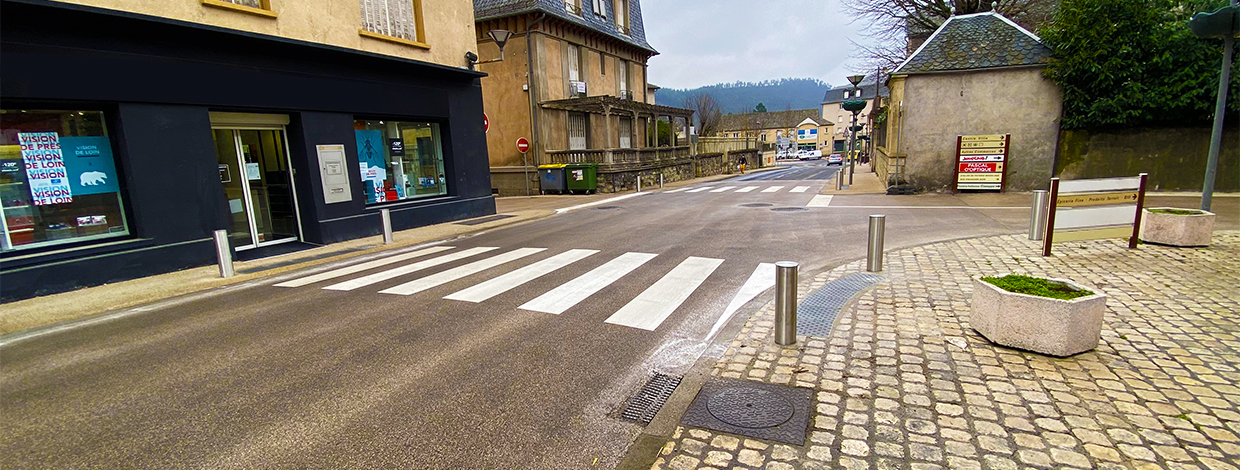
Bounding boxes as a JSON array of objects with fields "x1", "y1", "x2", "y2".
[
  {"x1": 0, "y1": 110, "x2": 129, "y2": 252},
  {"x1": 354, "y1": 119, "x2": 446, "y2": 204}
]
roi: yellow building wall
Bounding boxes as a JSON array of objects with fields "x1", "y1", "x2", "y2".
[
  {"x1": 53, "y1": 0, "x2": 477, "y2": 68},
  {"x1": 478, "y1": 36, "x2": 533, "y2": 168}
]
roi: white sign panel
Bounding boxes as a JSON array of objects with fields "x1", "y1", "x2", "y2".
[{"x1": 18, "y1": 132, "x2": 73, "y2": 205}]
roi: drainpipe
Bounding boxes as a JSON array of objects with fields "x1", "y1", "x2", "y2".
[{"x1": 525, "y1": 13, "x2": 548, "y2": 196}]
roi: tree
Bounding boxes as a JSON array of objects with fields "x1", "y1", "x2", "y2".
[
  {"x1": 684, "y1": 94, "x2": 724, "y2": 137},
  {"x1": 1041, "y1": 0, "x2": 1239, "y2": 129},
  {"x1": 844, "y1": 0, "x2": 1058, "y2": 71},
  {"x1": 754, "y1": 103, "x2": 768, "y2": 112}
]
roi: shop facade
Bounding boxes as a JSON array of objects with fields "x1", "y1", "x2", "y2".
[{"x1": 1, "y1": 0, "x2": 495, "y2": 301}]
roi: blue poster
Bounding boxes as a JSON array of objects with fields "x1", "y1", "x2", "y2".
[
  {"x1": 60, "y1": 136, "x2": 120, "y2": 196},
  {"x1": 355, "y1": 130, "x2": 387, "y2": 204}
]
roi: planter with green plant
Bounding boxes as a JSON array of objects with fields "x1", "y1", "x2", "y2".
[
  {"x1": 970, "y1": 274, "x2": 1106, "y2": 357},
  {"x1": 1140, "y1": 207, "x2": 1215, "y2": 247}
]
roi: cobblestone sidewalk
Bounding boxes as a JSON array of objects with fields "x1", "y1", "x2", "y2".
[{"x1": 652, "y1": 231, "x2": 1240, "y2": 470}]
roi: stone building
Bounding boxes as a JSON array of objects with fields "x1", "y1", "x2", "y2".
[
  {"x1": 821, "y1": 80, "x2": 888, "y2": 153},
  {"x1": 715, "y1": 109, "x2": 833, "y2": 154},
  {"x1": 876, "y1": 10, "x2": 1061, "y2": 192},
  {"x1": 474, "y1": 0, "x2": 695, "y2": 196},
  {"x1": 1, "y1": 0, "x2": 493, "y2": 300}
]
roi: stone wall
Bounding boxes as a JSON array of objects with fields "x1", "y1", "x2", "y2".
[{"x1": 1057, "y1": 126, "x2": 1239, "y2": 192}]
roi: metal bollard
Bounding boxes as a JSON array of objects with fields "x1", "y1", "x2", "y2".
[
  {"x1": 836, "y1": 171, "x2": 844, "y2": 190},
  {"x1": 867, "y1": 215, "x2": 885, "y2": 272},
  {"x1": 213, "y1": 229, "x2": 234, "y2": 278},
  {"x1": 659, "y1": 173, "x2": 664, "y2": 189},
  {"x1": 637, "y1": 176, "x2": 642, "y2": 193},
  {"x1": 381, "y1": 208, "x2": 394, "y2": 245},
  {"x1": 774, "y1": 261, "x2": 799, "y2": 346},
  {"x1": 1029, "y1": 190, "x2": 1050, "y2": 241}
]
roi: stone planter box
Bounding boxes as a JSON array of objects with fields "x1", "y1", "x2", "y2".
[
  {"x1": 1140, "y1": 208, "x2": 1215, "y2": 247},
  {"x1": 970, "y1": 275, "x2": 1106, "y2": 357}
]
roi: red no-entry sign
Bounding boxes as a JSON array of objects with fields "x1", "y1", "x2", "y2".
[
  {"x1": 516, "y1": 137, "x2": 530, "y2": 154},
  {"x1": 483, "y1": 113, "x2": 489, "y2": 133}
]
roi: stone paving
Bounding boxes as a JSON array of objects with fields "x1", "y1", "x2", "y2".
[{"x1": 651, "y1": 231, "x2": 1240, "y2": 470}]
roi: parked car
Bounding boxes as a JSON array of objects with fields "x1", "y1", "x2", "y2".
[{"x1": 827, "y1": 153, "x2": 843, "y2": 165}]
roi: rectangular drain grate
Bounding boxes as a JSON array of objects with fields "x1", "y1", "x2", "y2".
[
  {"x1": 621, "y1": 373, "x2": 682, "y2": 425},
  {"x1": 797, "y1": 272, "x2": 885, "y2": 337}
]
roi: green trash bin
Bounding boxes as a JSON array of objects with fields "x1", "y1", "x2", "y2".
[
  {"x1": 538, "y1": 164, "x2": 567, "y2": 195},
  {"x1": 565, "y1": 163, "x2": 598, "y2": 194}
]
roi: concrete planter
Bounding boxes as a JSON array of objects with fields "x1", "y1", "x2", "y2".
[
  {"x1": 1140, "y1": 208, "x2": 1215, "y2": 247},
  {"x1": 970, "y1": 275, "x2": 1106, "y2": 357}
]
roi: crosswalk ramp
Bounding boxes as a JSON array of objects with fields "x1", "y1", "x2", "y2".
[
  {"x1": 664, "y1": 185, "x2": 812, "y2": 194},
  {"x1": 272, "y1": 246, "x2": 776, "y2": 334}
]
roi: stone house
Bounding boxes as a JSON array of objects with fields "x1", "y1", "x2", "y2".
[
  {"x1": 715, "y1": 109, "x2": 833, "y2": 153},
  {"x1": 876, "y1": 11, "x2": 1062, "y2": 191}
]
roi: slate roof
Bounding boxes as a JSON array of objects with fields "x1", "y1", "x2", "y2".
[
  {"x1": 474, "y1": 0, "x2": 655, "y2": 53},
  {"x1": 718, "y1": 109, "x2": 831, "y2": 132},
  {"x1": 822, "y1": 80, "x2": 890, "y2": 105},
  {"x1": 893, "y1": 12, "x2": 1052, "y2": 75}
]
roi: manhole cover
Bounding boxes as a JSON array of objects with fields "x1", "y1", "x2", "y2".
[
  {"x1": 595, "y1": 206, "x2": 620, "y2": 210},
  {"x1": 707, "y1": 387, "x2": 794, "y2": 428},
  {"x1": 740, "y1": 203, "x2": 773, "y2": 207},
  {"x1": 770, "y1": 207, "x2": 808, "y2": 212}
]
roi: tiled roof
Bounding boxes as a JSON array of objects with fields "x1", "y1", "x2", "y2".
[
  {"x1": 718, "y1": 109, "x2": 830, "y2": 132},
  {"x1": 893, "y1": 12, "x2": 1052, "y2": 75},
  {"x1": 474, "y1": 0, "x2": 655, "y2": 53},
  {"x1": 822, "y1": 81, "x2": 889, "y2": 105}
]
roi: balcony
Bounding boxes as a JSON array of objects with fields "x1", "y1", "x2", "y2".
[{"x1": 545, "y1": 146, "x2": 691, "y2": 166}]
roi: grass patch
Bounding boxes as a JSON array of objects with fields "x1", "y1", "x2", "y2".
[
  {"x1": 1149, "y1": 208, "x2": 1204, "y2": 215},
  {"x1": 982, "y1": 274, "x2": 1093, "y2": 300}
]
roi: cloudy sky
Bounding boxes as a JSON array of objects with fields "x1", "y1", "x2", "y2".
[{"x1": 641, "y1": 0, "x2": 870, "y2": 90}]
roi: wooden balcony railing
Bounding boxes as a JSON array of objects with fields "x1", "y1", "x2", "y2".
[{"x1": 545, "y1": 146, "x2": 690, "y2": 165}]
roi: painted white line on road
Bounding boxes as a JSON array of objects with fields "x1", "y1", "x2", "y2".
[
  {"x1": 810, "y1": 206, "x2": 1031, "y2": 210},
  {"x1": 379, "y1": 248, "x2": 547, "y2": 295},
  {"x1": 443, "y1": 249, "x2": 598, "y2": 303},
  {"x1": 761, "y1": 186, "x2": 784, "y2": 193},
  {"x1": 806, "y1": 195, "x2": 834, "y2": 208},
  {"x1": 519, "y1": 252, "x2": 658, "y2": 314},
  {"x1": 275, "y1": 246, "x2": 455, "y2": 288},
  {"x1": 685, "y1": 187, "x2": 713, "y2": 193},
  {"x1": 323, "y1": 247, "x2": 499, "y2": 291},
  {"x1": 605, "y1": 256, "x2": 724, "y2": 331},
  {"x1": 710, "y1": 186, "x2": 737, "y2": 193},
  {"x1": 664, "y1": 188, "x2": 689, "y2": 193},
  {"x1": 555, "y1": 192, "x2": 649, "y2": 214},
  {"x1": 790, "y1": 186, "x2": 811, "y2": 193},
  {"x1": 705, "y1": 263, "x2": 776, "y2": 342},
  {"x1": 735, "y1": 186, "x2": 759, "y2": 193}
]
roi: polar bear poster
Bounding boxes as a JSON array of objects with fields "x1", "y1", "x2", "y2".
[{"x1": 80, "y1": 171, "x2": 108, "y2": 186}]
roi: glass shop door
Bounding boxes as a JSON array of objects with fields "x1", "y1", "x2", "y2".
[{"x1": 213, "y1": 128, "x2": 300, "y2": 251}]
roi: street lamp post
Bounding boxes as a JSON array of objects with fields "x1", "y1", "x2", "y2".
[
  {"x1": 844, "y1": 74, "x2": 867, "y2": 185},
  {"x1": 1188, "y1": 2, "x2": 1238, "y2": 211}
]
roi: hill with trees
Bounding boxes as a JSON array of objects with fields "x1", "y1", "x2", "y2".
[{"x1": 655, "y1": 78, "x2": 831, "y2": 114}]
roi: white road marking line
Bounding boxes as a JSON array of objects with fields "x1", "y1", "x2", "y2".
[
  {"x1": 710, "y1": 186, "x2": 737, "y2": 193},
  {"x1": 274, "y1": 246, "x2": 455, "y2": 288},
  {"x1": 379, "y1": 248, "x2": 547, "y2": 295},
  {"x1": 519, "y1": 252, "x2": 658, "y2": 314},
  {"x1": 604, "y1": 256, "x2": 725, "y2": 331},
  {"x1": 706, "y1": 263, "x2": 776, "y2": 342},
  {"x1": 761, "y1": 186, "x2": 784, "y2": 193},
  {"x1": 323, "y1": 247, "x2": 499, "y2": 291},
  {"x1": 735, "y1": 186, "x2": 759, "y2": 193},
  {"x1": 685, "y1": 187, "x2": 713, "y2": 193},
  {"x1": 555, "y1": 192, "x2": 648, "y2": 214},
  {"x1": 443, "y1": 249, "x2": 598, "y2": 303},
  {"x1": 664, "y1": 188, "x2": 689, "y2": 193},
  {"x1": 790, "y1": 186, "x2": 811, "y2": 193},
  {"x1": 811, "y1": 206, "x2": 1031, "y2": 210},
  {"x1": 806, "y1": 195, "x2": 834, "y2": 208}
]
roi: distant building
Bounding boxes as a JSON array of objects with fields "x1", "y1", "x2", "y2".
[
  {"x1": 821, "y1": 81, "x2": 888, "y2": 153},
  {"x1": 877, "y1": 10, "x2": 1060, "y2": 191},
  {"x1": 716, "y1": 109, "x2": 832, "y2": 153}
]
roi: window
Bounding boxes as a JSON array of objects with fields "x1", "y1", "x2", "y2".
[
  {"x1": 761, "y1": 132, "x2": 767, "y2": 142},
  {"x1": 567, "y1": 44, "x2": 582, "y2": 82},
  {"x1": 566, "y1": 43, "x2": 586, "y2": 96},
  {"x1": 618, "y1": 117, "x2": 632, "y2": 149},
  {"x1": 564, "y1": 0, "x2": 581, "y2": 14},
  {"x1": 202, "y1": 0, "x2": 276, "y2": 17},
  {"x1": 618, "y1": 59, "x2": 629, "y2": 95},
  {"x1": 1, "y1": 110, "x2": 130, "y2": 252},
  {"x1": 354, "y1": 119, "x2": 446, "y2": 204},
  {"x1": 359, "y1": 0, "x2": 425, "y2": 47},
  {"x1": 568, "y1": 113, "x2": 589, "y2": 150},
  {"x1": 592, "y1": 0, "x2": 605, "y2": 15},
  {"x1": 615, "y1": 0, "x2": 629, "y2": 33}
]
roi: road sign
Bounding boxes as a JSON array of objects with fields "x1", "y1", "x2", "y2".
[
  {"x1": 516, "y1": 137, "x2": 530, "y2": 154},
  {"x1": 484, "y1": 113, "x2": 489, "y2": 133},
  {"x1": 954, "y1": 134, "x2": 1010, "y2": 193}
]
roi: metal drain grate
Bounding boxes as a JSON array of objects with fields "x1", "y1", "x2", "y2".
[
  {"x1": 621, "y1": 373, "x2": 682, "y2": 424},
  {"x1": 740, "y1": 203, "x2": 774, "y2": 207},
  {"x1": 770, "y1": 207, "x2": 808, "y2": 212},
  {"x1": 798, "y1": 272, "x2": 885, "y2": 337}
]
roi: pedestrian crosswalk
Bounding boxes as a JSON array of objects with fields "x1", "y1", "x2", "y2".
[
  {"x1": 272, "y1": 245, "x2": 776, "y2": 334},
  {"x1": 664, "y1": 184, "x2": 814, "y2": 195}
]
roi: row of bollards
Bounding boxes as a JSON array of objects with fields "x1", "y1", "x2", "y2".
[
  {"x1": 774, "y1": 214, "x2": 885, "y2": 346},
  {"x1": 212, "y1": 209, "x2": 397, "y2": 279}
]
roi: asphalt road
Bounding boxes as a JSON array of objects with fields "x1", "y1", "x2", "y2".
[{"x1": 1, "y1": 161, "x2": 1033, "y2": 469}]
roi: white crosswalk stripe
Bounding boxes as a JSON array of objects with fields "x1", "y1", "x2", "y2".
[
  {"x1": 274, "y1": 246, "x2": 454, "y2": 288},
  {"x1": 444, "y1": 249, "x2": 598, "y2": 303},
  {"x1": 519, "y1": 252, "x2": 658, "y2": 314},
  {"x1": 710, "y1": 186, "x2": 737, "y2": 193},
  {"x1": 706, "y1": 263, "x2": 776, "y2": 341},
  {"x1": 806, "y1": 195, "x2": 833, "y2": 207},
  {"x1": 322, "y1": 247, "x2": 498, "y2": 291},
  {"x1": 790, "y1": 186, "x2": 810, "y2": 193},
  {"x1": 685, "y1": 187, "x2": 712, "y2": 193},
  {"x1": 379, "y1": 248, "x2": 546, "y2": 296},
  {"x1": 761, "y1": 186, "x2": 784, "y2": 193},
  {"x1": 604, "y1": 256, "x2": 724, "y2": 331},
  {"x1": 664, "y1": 187, "x2": 689, "y2": 193},
  {"x1": 735, "y1": 186, "x2": 759, "y2": 193}
]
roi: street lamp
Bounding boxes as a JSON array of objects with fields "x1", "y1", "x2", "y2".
[
  {"x1": 1188, "y1": 2, "x2": 1238, "y2": 211},
  {"x1": 843, "y1": 74, "x2": 867, "y2": 185},
  {"x1": 466, "y1": 29, "x2": 513, "y2": 71}
]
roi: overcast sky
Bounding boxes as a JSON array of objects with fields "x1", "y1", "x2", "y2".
[{"x1": 641, "y1": 0, "x2": 869, "y2": 90}]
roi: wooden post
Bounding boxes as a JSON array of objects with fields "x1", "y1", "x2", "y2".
[
  {"x1": 1042, "y1": 178, "x2": 1060, "y2": 257},
  {"x1": 999, "y1": 133, "x2": 1011, "y2": 193},
  {"x1": 1130, "y1": 173, "x2": 1148, "y2": 249}
]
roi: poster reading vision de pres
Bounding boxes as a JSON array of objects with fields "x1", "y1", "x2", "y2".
[{"x1": 18, "y1": 132, "x2": 74, "y2": 205}]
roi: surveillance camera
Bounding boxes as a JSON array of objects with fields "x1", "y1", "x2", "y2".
[{"x1": 465, "y1": 51, "x2": 478, "y2": 62}]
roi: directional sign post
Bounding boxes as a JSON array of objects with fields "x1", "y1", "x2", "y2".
[{"x1": 954, "y1": 134, "x2": 1010, "y2": 192}]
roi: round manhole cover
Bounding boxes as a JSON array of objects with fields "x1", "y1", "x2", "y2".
[
  {"x1": 706, "y1": 387, "x2": 794, "y2": 428},
  {"x1": 595, "y1": 206, "x2": 620, "y2": 210},
  {"x1": 740, "y1": 203, "x2": 774, "y2": 208},
  {"x1": 770, "y1": 207, "x2": 808, "y2": 212}
]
